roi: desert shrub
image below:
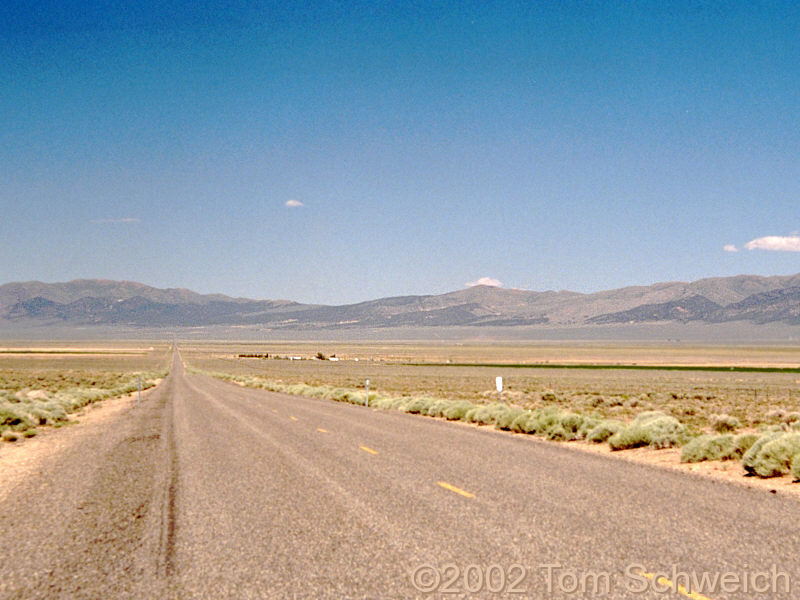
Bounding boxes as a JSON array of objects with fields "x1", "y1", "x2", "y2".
[
  {"x1": 394, "y1": 397, "x2": 413, "y2": 410},
  {"x1": 442, "y1": 401, "x2": 474, "y2": 421},
  {"x1": 464, "y1": 403, "x2": 507, "y2": 426},
  {"x1": 417, "y1": 398, "x2": 436, "y2": 416},
  {"x1": 732, "y1": 433, "x2": 759, "y2": 458},
  {"x1": 546, "y1": 423, "x2": 576, "y2": 441},
  {"x1": 416, "y1": 397, "x2": 438, "y2": 413},
  {"x1": 332, "y1": 388, "x2": 356, "y2": 403},
  {"x1": 540, "y1": 390, "x2": 557, "y2": 402},
  {"x1": 630, "y1": 411, "x2": 668, "y2": 426},
  {"x1": 508, "y1": 413, "x2": 528, "y2": 433},
  {"x1": 559, "y1": 413, "x2": 585, "y2": 436},
  {"x1": 373, "y1": 396, "x2": 394, "y2": 409},
  {"x1": 362, "y1": 392, "x2": 377, "y2": 406},
  {"x1": 578, "y1": 416, "x2": 601, "y2": 439},
  {"x1": 711, "y1": 414, "x2": 741, "y2": 434},
  {"x1": 284, "y1": 383, "x2": 307, "y2": 396},
  {"x1": 681, "y1": 435, "x2": 714, "y2": 462},
  {"x1": 791, "y1": 452, "x2": 800, "y2": 481},
  {"x1": 644, "y1": 416, "x2": 686, "y2": 448},
  {"x1": 491, "y1": 404, "x2": 516, "y2": 425},
  {"x1": 463, "y1": 406, "x2": 481, "y2": 423},
  {"x1": 319, "y1": 387, "x2": 340, "y2": 400},
  {"x1": 783, "y1": 412, "x2": 800, "y2": 425},
  {"x1": 762, "y1": 424, "x2": 787, "y2": 433},
  {"x1": 423, "y1": 399, "x2": 450, "y2": 418},
  {"x1": 389, "y1": 397, "x2": 409, "y2": 410},
  {"x1": 508, "y1": 410, "x2": 535, "y2": 433},
  {"x1": 402, "y1": 397, "x2": 433, "y2": 414},
  {"x1": 586, "y1": 419, "x2": 625, "y2": 443},
  {"x1": 509, "y1": 412, "x2": 539, "y2": 434},
  {"x1": 495, "y1": 407, "x2": 528, "y2": 431},
  {"x1": 626, "y1": 397, "x2": 641, "y2": 408},
  {"x1": 742, "y1": 432, "x2": 784, "y2": 475},
  {"x1": 2, "y1": 430, "x2": 19, "y2": 442},
  {"x1": 28, "y1": 405, "x2": 67, "y2": 426},
  {"x1": 372, "y1": 396, "x2": 397, "y2": 410},
  {"x1": 0, "y1": 404, "x2": 33, "y2": 432},
  {"x1": 485, "y1": 404, "x2": 514, "y2": 427},
  {"x1": 749, "y1": 434, "x2": 800, "y2": 478},
  {"x1": 395, "y1": 397, "x2": 413, "y2": 410},
  {"x1": 307, "y1": 385, "x2": 332, "y2": 399},
  {"x1": 681, "y1": 435, "x2": 735, "y2": 463},
  {"x1": 464, "y1": 406, "x2": 484, "y2": 424},
  {"x1": 0, "y1": 370, "x2": 164, "y2": 437},
  {"x1": 608, "y1": 426, "x2": 650, "y2": 451},
  {"x1": 767, "y1": 409, "x2": 786, "y2": 420},
  {"x1": 608, "y1": 413, "x2": 685, "y2": 451},
  {"x1": 536, "y1": 408, "x2": 562, "y2": 432}
]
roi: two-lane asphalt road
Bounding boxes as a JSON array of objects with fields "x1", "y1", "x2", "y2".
[{"x1": 2, "y1": 352, "x2": 798, "y2": 599}]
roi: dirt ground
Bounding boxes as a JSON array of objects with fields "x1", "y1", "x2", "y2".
[
  {"x1": 0, "y1": 383, "x2": 160, "y2": 503},
  {"x1": 439, "y1": 416, "x2": 800, "y2": 499}
]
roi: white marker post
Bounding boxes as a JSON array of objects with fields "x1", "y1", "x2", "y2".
[
  {"x1": 365, "y1": 379, "x2": 370, "y2": 407},
  {"x1": 137, "y1": 375, "x2": 142, "y2": 408},
  {"x1": 496, "y1": 376, "x2": 503, "y2": 403}
]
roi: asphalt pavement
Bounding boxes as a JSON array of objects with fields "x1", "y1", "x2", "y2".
[{"x1": 1, "y1": 352, "x2": 798, "y2": 599}]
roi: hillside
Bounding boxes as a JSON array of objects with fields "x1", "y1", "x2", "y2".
[{"x1": 1, "y1": 274, "x2": 799, "y2": 330}]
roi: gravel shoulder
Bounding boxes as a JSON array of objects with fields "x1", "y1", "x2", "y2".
[
  {"x1": 0, "y1": 382, "x2": 161, "y2": 503},
  {"x1": 0, "y1": 375, "x2": 172, "y2": 600}
]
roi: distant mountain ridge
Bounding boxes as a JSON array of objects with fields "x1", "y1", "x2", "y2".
[{"x1": 1, "y1": 274, "x2": 799, "y2": 329}]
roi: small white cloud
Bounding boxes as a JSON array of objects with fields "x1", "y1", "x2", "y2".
[
  {"x1": 90, "y1": 217, "x2": 140, "y2": 224},
  {"x1": 723, "y1": 244, "x2": 738, "y2": 252},
  {"x1": 466, "y1": 277, "x2": 502, "y2": 288},
  {"x1": 744, "y1": 235, "x2": 800, "y2": 252},
  {"x1": 285, "y1": 199, "x2": 304, "y2": 208}
]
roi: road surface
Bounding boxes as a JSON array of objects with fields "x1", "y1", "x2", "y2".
[{"x1": 1, "y1": 351, "x2": 798, "y2": 599}]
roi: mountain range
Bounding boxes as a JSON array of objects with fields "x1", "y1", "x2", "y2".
[{"x1": 1, "y1": 274, "x2": 799, "y2": 331}]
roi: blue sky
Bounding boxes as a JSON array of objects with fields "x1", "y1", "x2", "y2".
[{"x1": 2, "y1": 1, "x2": 799, "y2": 304}]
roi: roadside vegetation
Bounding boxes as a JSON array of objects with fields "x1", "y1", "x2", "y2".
[
  {"x1": 182, "y1": 341, "x2": 800, "y2": 483},
  {"x1": 183, "y1": 343, "x2": 800, "y2": 433},
  {"x1": 188, "y1": 366, "x2": 800, "y2": 482},
  {"x1": 0, "y1": 345, "x2": 170, "y2": 442}
]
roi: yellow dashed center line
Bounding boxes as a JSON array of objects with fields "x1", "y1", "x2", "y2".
[
  {"x1": 289, "y1": 416, "x2": 298, "y2": 421},
  {"x1": 359, "y1": 446, "x2": 378, "y2": 455},
  {"x1": 437, "y1": 481, "x2": 474, "y2": 498},
  {"x1": 317, "y1": 428, "x2": 328, "y2": 433},
  {"x1": 639, "y1": 572, "x2": 715, "y2": 600}
]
